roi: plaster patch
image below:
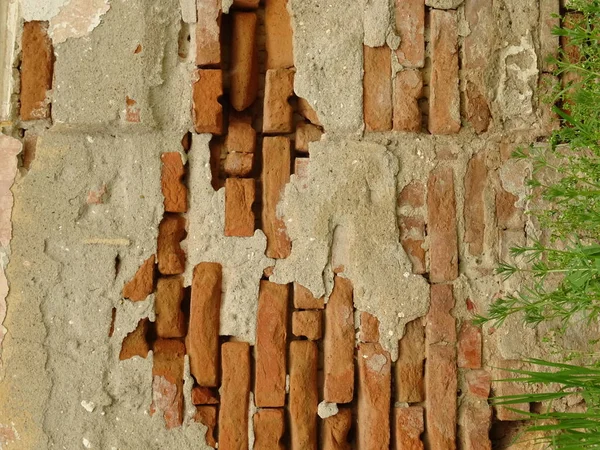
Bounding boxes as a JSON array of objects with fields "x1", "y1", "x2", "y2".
[
  {"x1": 362, "y1": 0, "x2": 391, "y2": 48},
  {"x1": 318, "y1": 401, "x2": 339, "y2": 419},
  {"x1": 49, "y1": 0, "x2": 111, "y2": 45}
]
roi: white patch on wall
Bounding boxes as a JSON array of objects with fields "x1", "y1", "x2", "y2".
[{"x1": 49, "y1": 0, "x2": 111, "y2": 44}]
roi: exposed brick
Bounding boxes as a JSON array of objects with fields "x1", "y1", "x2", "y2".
[
  {"x1": 464, "y1": 151, "x2": 487, "y2": 256},
  {"x1": 425, "y1": 344, "x2": 457, "y2": 450},
  {"x1": 359, "y1": 312, "x2": 380, "y2": 343},
  {"x1": 496, "y1": 188, "x2": 523, "y2": 230},
  {"x1": 465, "y1": 370, "x2": 491, "y2": 400},
  {"x1": 225, "y1": 178, "x2": 255, "y2": 237},
  {"x1": 263, "y1": 69, "x2": 294, "y2": 134},
  {"x1": 297, "y1": 98, "x2": 322, "y2": 127},
  {"x1": 399, "y1": 217, "x2": 426, "y2": 275},
  {"x1": 295, "y1": 122, "x2": 323, "y2": 153},
  {"x1": 322, "y1": 408, "x2": 352, "y2": 450},
  {"x1": 187, "y1": 262, "x2": 222, "y2": 387},
  {"x1": 254, "y1": 409, "x2": 285, "y2": 450},
  {"x1": 363, "y1": 45, "x2": 392, "y2": 131},
  {"x1": 460, "y1": 401, "x2": 492, "y2": 450},
  {"x1": 395, "y1": 319, "x2": 425, "y2": 403},
  {"x1": 157, "y1": 214, "x2": 186, "y2": 275},
  {"x1": 394, "y1": 406, "x2": 424, "y2": 450},
  {"x1": 427, "y1": 167, "x2": 458, "y2": 282},
  {"x1": 393, "y1": 69, "x2": 423, "y2": 132},
  {"x1": 255, "y1": 280, "x2": 288, "y2": 407},
  {"x1": 224, "y1": 116, "x2": 256, "y2": 154},
  {"x1": 20, "y1": 21, "x2": 53, "y2": 121},
  {"x1": 230, "y1": 12, "x2": 259, "y2": 111},
  {"x1": 196, "y1": 0, "x2": 221, "y2": 66},
  {"x1": 292, "y1": 310, "x2": 322, "y2": 340},
  {"x1": 324, "y1": 276, "x2": 355, "y2": 403},
  {"x1": 539, "y1": 0, "x2": 560, "y2": 72},
  {"x1": 224, "y1": 152, "x2": 254, "y2": 176},
  {"x1": 357, "y1": 343, "x2": 391, "y2": 450},
  {"x1": 122, "y1": 255, "x2": 155, "y2": 302},
  {"x1": 152, "y1": 339, "x2": 185, "y2": 429},
  {"x1": 427, "y1": 284, "x2": 456, "y2": 345},
  {"x1": 394, "y1": 0, "x2": 424, "y2": 68},
  {"x1": 289, "y1": 340, "x2": 318, "y2": 450},
  {"x1": 194, "y1": 406, "x2": 217, "y2": 447},
  {"x1": 429, "y1": 10, "x2": 460, "y2": 135},
  {"x1": 161, "y1": 152, "x2": 187, "y2": 213},
  {"x1": 192, "y1": 69, "x2": 224, "y2": 135},
  {"x1": 262, "y1": 136, "x2": 291, "y2": 258},
  {"x1": 119, "y1": 318, "x2": 151, "y2": 360},
  {"x1": 538, "y1": 73, "x2": 561, "y2": 134},
  {"x1": 493, "y1": 360, "x2": 530, "y2": 421},
  {"x1": 191, "y1": 386, "x2": 219, "y2": 405},
  {"x1": 155, "y1": 277, "x2": 186, "y2": 338},
  {"x1": 294, "y1": 283, "x2": 324, "y2": 309},
  {"x1": 264, "y1": 0, "x2": 294, "y2": 69},
  {"x1": 219, "y1": 342, "x2": 251, "y2": 449},
  {"x1": 399, "y1": 180, "x2": 425, "y2": 208},
  {"x1": 457, "y1": 322, "x2": 482, "y2": 369}
]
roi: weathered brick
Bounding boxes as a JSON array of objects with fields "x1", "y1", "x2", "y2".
[
  {"x1": 230, "y1": 12, "x2": 259, "y2": 111},
  {"x1": 191, "y1": 386, "x2": 219, "y2": 405},
  {"x1": 192, "y1": 69, "x2": 224, "y2": 135},
  {"x1": 294, "y1": 158, "x2": 310, "y2": 190},
  {"x1": 263, "y1": 69, "x2": 294, "y2": 134},
  {"x1": 357, "y1": 343, "x2": 391, "y2": 450},
  {"x1": 429, "y1": 10, "x2": 460, "y2": 135},
  {"x1": 219, "y1": 342, "x2": 251, "y2": 449},
  {"x1": 289, "y1": 340, "x2": 318, "y2": 450},
  {"x1": 161, "y1": 152, "x2": 187, "y2": 213},
  {"x1": 20, "y1": 21, "x2": 53, "y2": 121},
  {"x1": 464, "y1": 151, "x2": 487, "y2": 256},
  {"x1": 295, "y1": 122, "x2": 322, "y2": 153},
  {"x1": 225, "y1": 178, "x2": 255, "y2": 237},
  {"x1": 224, "y1": 152, "x2": 254, "y2": 176},
  {"x1": 294, "y1": 282, "x2": 324, "y2": 309},
  {"x1": 393, "y1": 69, "x2": 423, "y2": 132},
  {"x1": 460, "y1": 401, "x2": 492, "y2": 450},
  {"x1": 255, "y1": 280, "x2": 288, "y2": 407},
  {"x1": 399, "y1": 181, "x2": 425, "y2": 208},
  {"x1": 394, "y1": 406, "x2": 424, "y2": 450},
  {"x1": 425, "y1": 344, "x2": 457, "y2": 450},
  {"x1": 395, "y1": 318, "x2": 425, "y2": 403},
  {"x1": 119, "y1": 318, "x2": 151, "y2": 360},
  {"x1": 427, "y1": 284, "x2": 456, "y2": 345},
  {"x1": 225, "y1": 116, "x2": 256, "y2": 154},
  {"x1": 394, "y1": 0, "x2": 424, "y2": 68},
  {"x1": 457, "y1": 322, "x2": 482, "y2": 369},
  {"x1": 194, "y1": 406, "x2": 217, "y2": 447},
  {"x1": 493, "y1": 360, "x2": 530, "y2": 421},
  {"x1": 155, "y1": 277, "x2": 186, "y2": 338},
  {"x1": 539, "y1": 0, "x2": 560, "y2": 72},
  {"x1": 297, "y1": 98, "x2": 322, "y2": 127},
  {"x1": 196, "y1": 0, "x2": 221, "y2": 66},
  {"x1": 427, "y1": 167, "x2": 458, "y2": 282},
  {"x1": 152, "y1": 339, "x2": 185, "y2": 429},
  {"x1": 264, "y1": 0, "x2": 294, "y2": 69},
  {"x1": 363, "y1": 45, "x2": 392, "y2": 131},
  {"x1": 322, "y1": 408, "x2": 352, "y2": 450},
  {"x1": 359, "y1": 312, "x2": 380, "y2": 343},
  {"x1": 122, "y1": 255, "x2": 155, "y2": 302},
  {"x1": 254, "y1": 409, "x2": 285, "y2": 450},
  {"x1": 465, "y1": 370, "x2": 491, "y2": 400},
  {"x1": 292, "y1": 310, "x2": 322, "y2": 340},
  {"x1": 496, "y1": 187, "x2": 524, "y2": 230},
  {"x1": 187, "y1": 262, "x2": 222, "y2": 387},
  {"x1": 538, "y1": 73, "x2": 561, "y2": 134},
  {"x1": 157, "y1": 214, "x2": 186, "y2": 275},
  {"x1": 125, "y1": 97, "x2": 140, "y2": 123},
  {"x1": 262, "y1": 136, "x2": 291, "y2": 258},
  {"x1": 324, "y1": 276, "x2": 355, "y2": 403}
]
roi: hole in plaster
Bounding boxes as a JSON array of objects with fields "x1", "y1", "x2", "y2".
[
  {"x1": 114, "y1": 254, "x2": 122, "y2": 278},
  {"x1": 177, "y1": 22, "x2": 190, "y2": 59},
  {"x1": 108, "y1": 307, "x2": 116, "y2": 337},
  {"x1": 490, "y1": 418, "x2": 529, "y2": 449}
]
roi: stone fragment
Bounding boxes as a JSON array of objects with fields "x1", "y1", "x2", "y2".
[
  {"x1": 119, "y1": 318, "x2": 151, "y2": 360},
  {"x1": 225, "y1": 178, "x2": 255, "y2": 237},
  {"x1": 157, "y1": 214, "x2": 186, "y2": 275},
  {"x1": 394, "y1": 0, "x2": 424, "y2": 68},
  {"x1": 196, "y1": 0, "x2": 221, "y2": 66},
  {"x1": 393, "y1": 69, "x2": 423, "y2": 132},
  {"x1": 265, "y1": 0, "x2": 294, "y2": 69},
  {"x1": 322, "y1": 408, "x2": 352, "y2": 450},
  {"x1": 230, "y1": 12, "x2": 259, "y2": 111},
  {"x1": 223, "y1": 152, "x2": 254, "y2": 177},
  {"x1": 294, "y1": 283, "x2": 324, "y2": 309},
  {"x1": 191, "y1": 386, "x2": 219, "y2": 405},
  {"x1": 192, "y1": 69, "x2": 224, "y2": 135},
  {"x1": 161, "y1": 152, "x2": 187, "y2": 213},
  {"x1": 225, "y1": 117, "x2": 256, "y2": 154},
  {"x1": 20, "y1": 21, "x2": 53, "y2": 121},
  {"x1": 427, "y1": 284, "x2": 456, "y2": 345},
  {"x1": 464, "y1": 151, "x2": 487, "y2": 256},
  {"x1": 194, "y1": 406, "x2": 217, "y2": 447},
  {"x1": 152, "y1": 339, "x2": 185, "y2": 429},
  {"x1": 292, "y1": 310, "x2": 322, "y2": 340},
  {"x1": 359, "y1": 312, "x2": 380, "y2": 343},
  {"x1": 263, "y1": 69, "x2": 294, "y2": 134},
  {"x1": 363, "y1": 45, "x2": 392, "y2": 131},
  {"x1": 254, "y1": 409, "x2": 285, "y2": 450},
  {"x1": 394, "y1": 406, "x2": 424, "y2": 450},
  {"x1": 457, "y1": 322, "x2": 482, "y2": 369},
  {"x1": 395, "y1": 318, "x2": 425, "y2": 403},
  {"x1": 122, "y1": 255, "x2": 155, "y2": 302},
  {"x1": 155, "y1": 277, "x2": 186, "y2": 338},
  {"x1": 295, "y1": 122, "x2": 322, "y2": 153},
  {"x1": 289, "y1": 340, "x2": 318, "y2": 450}
]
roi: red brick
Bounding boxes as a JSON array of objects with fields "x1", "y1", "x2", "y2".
[
  {"x1": 324, "y1": 276, "x2": 355, "y2": 403},
  {"x1": 295, "y1": 122, "x2": 322, "y2": 153},
  {"x1": 225, "y1": 178, "x2": 255, "y2": 237},
  {"x1": 254, "y1": 409, "x2": 285, "y2": 450},
  {"x1": 191, "y1": 386, "x2": 219, "y2": 405},
  {"x1": 394, "y1": 406, "x2": 424, "y2": 450},
  {"x1": 393, "y1": 69, "x2": 423, "y2": 132},
  {"x1": 192, "y1": 69, "x2": 224, "y2": 135},
  {"x1": 493, "y1": 360, "x2": 530, "y2": 421},
  {"x1": 464, "y1": 151, "x2": 487, "y2": 256},
  {"x1": 427, "y1": 167, "x2": 458, "y2": 282},
  {"x1": 292, "y1": 310, "x2": 322, "y2": 340},
  {"x1": 122, "y1": 255, "x2": 155, "y2": 302},
  {"x1": 255, "y1": 280, "x2": 288, "y2": 407},
  {"x1": 496, "y1": 188, "x2": 523, "y2": 230},
  {"x1": 357, "y1": 343, "x2": 391, "y2": 450},
  {"x1": 230, "y1": 12, "x2": 259, "y2": 111},
  {"x1": 262, "y1": 136, "x2": 291, "y2": 258},
  {"x1": 395, "y1": 319, "x2": 425, "y2": 403},
  {"x1": 194, "y1": 406, "x2": 217, "y2": 447},
  {"x1": 322, "y1": 408, "x2": 352, "y2": 450},
  {"x1": 427, "y1": 284, "x2": 456, "y2": 345},
  {"x1": 359, "y1": 312, "x2": 380, "y2": 343},
  {"x1": 294, "y1": 282, "x2": 324, "y2": 309},
  {"x1": 157, "y1": 214, "x2": 186, "y2": 275},
  {"x1": 152, "y1": 339, "x2": 185, "y2": 429},
  {"x1": 196, "y1": 0, "x2": 221, "y2": 66},
  {"x1": 224, "y1": 152, "x2": 254, "y2": 176},
  {"x1": 187, "y1": 262, "x2": 222, "y2": 387},
  {"x1": 460, "y1": 402, "x2": 492, "y2": 450},
  {"x1": 119, "y1": 318, "x2": 151, "y2": 360},
  {"x1": 219, "y1": 342, "x2": 251, "y2": 449},
  {"x1": 465, "y1": 370, "x2": 491, "y2": 400},
  {"x1": 225, "y1": 116, "x2": 256, "y2": 154},
  {"x1": 263, "y1": 69, "x2": 294, "y2": 134},
  {"x1": 425, "y1": 344, "x2": 457, "y2": 450},
  {"x1": 155, "y1": 277, "x2": 186, "y2": 338},
  {"x1": 161, "y1": 152, "x2": 187, "y2": 213},
  {"x1": 394, "y1": 0, "x2": 424, "y2": 68},
  {"x1": 264, "y1": 0, "x2": 294, "y2": 69},
  {"x1": 428, "y1": 10, "x2": 460, "y2": 135},
  {"x1": 20, "y1": 21, "x2": 53, "y2": 121},
  {"x1": 297, "y1": 98, "x2": 322, "y2": 127},
  {"x1": 289, "y1": 340, "x2": 318, "y2": 450},
  {"x1": 363, "y1": 45, "x2": 392, "y2": 131},
  {"x1": 457, "y1": 322, "x2": 482, "y2": 369}
]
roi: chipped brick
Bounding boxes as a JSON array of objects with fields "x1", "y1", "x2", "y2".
[
  {"x1": 457, "y1": 322, "x2": 482, "y2": 369},
  {"x1": 152, "y1": 339, "x2": 185, "y2": 429},
  {"x1": 427, "y1": 284, "x2": 456, "y2": 345},
  {"x1": 191, "y1": 386, "x2": 219, "y2": 405},
  {"x1": 295, "y1": 122, "x2": 322, "y2": 153},
  {"x1": 194, "y1": 406, "x2": 218, "y2": 447},
  {"x1": 394, "y1": 406, "x2": 424, "y2": 450},
  {"x1": 254, "y1": 409, "x2": 285, "y2": 450},
  {"x1": 263, "y1": 69, "x2": 294, "y2": 134},
  {"x1": 224, "y1": 152, "x2": 254, "y2": 177},
  {"x1": 265, "y1": 0, "x2": 294, "y2": 69},
  {"x1": 292, "y1": 310, "x2": 322, "y2": 340},
  {"x1": 196, "y1": 0, "x2": 221, "y2": 66},
  {"x1": 297, "y1": 98, "x2": 322, "y2": 127},
  {"x1": 394, "y1": 0, "x2": 424, "y2": 68},
  {"x1": 393, "y1": 69, "x2": 423, "y2": 132},
  {"x1": 119, "y1": 318, "x2": 151, "y2": 360},
  {"x1": 122, "y1": 255, "x2": 155, "y2": 302},
  {"x1": 294, "y1": 283, "x2": 324, "y2": 309},
  {"x1": 322, "y1": 408, "x2": 352, "y2": 450},
  {"x1": 225, "y1": 116, "x2": 256, "y2": 154},
  {"x1": 359, "y1": 312, "x2": 380, "y2": 343}
]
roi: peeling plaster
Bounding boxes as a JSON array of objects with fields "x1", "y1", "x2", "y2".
[{"x1": 49, "y1": 0, "x2": 111, "y2": 44}]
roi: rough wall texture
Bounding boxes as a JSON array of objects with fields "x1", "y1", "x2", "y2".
[{"x1": 0, "y1": 0, "x2": 594, "y2": 449}]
